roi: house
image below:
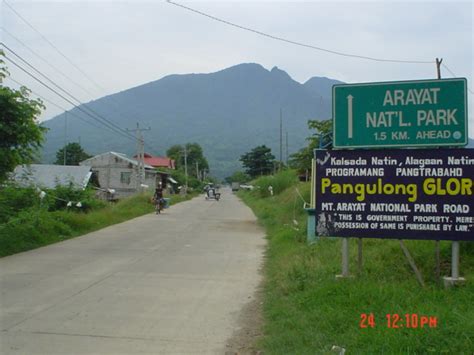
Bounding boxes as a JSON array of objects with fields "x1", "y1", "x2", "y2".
[
  {"x1": 11, "y1": 164, "x2": 92, "y2": 190},
  {"x1": 80, "y1": 152, "x2": 163, "y2": 199},
  {"x1": 134, "y1": 153, "x2": 176, "y2": 170}
]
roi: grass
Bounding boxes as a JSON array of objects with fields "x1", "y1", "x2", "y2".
[
  {"x1": 239, "y1": 178, "x2": 474, "y2": 354},
  {"x1": 0, "y1": 192, "x2": 195, "y2": 258}
]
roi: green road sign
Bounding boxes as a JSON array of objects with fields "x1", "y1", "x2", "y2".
[{"x1": 333, "y1": 78, "x2": 468, "y2": 148}]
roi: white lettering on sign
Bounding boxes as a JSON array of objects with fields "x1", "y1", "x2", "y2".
[
  {"x1": 366, "y1": 111, "x2": 411, "y2": 128},
  {"x1": 383, "y1": 88, "x2": 441, "y2": 106},
  {"x1": 416, "y1": 130, "x2": 451, "y2": 140},
  {"x1": 414, "y1": 204, "x2": 438, "y2": 213},
  {"x1": 416, "y1": 109, "x2": 458, "y2": 126}
]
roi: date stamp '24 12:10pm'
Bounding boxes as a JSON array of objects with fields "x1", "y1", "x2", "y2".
[{"x1": 360, "y1": 313, "x2": 438, "y2": 329}]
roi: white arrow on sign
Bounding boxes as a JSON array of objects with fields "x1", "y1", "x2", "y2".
[{"x1": 347, "y1": 95, "x2": 354, "y2": 139}]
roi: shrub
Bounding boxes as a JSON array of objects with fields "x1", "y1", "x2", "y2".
[
  {"x1": 0, "y1": 209, "x2": 73, "y2": 257},
  {"x1": 253, "y1": 170, "x2": 299, "y2": 198},
  {"x1": 0, "y1": 185, "x2": 39, "y2": 224},
  {"x1": 46, "y1": 185, "x2": 106, "y2": 212}
]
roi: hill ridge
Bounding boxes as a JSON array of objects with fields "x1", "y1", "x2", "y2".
[{"x1": 42, "y1": 63, "x2": 341, "y2": 178}]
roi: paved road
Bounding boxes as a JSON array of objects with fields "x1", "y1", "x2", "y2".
[{"x1": 0, "y1": 189, "x2": 265, "y2": 354}]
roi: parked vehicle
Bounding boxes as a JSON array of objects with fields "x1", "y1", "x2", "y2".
[{"x1": 231, "y1": 182, "x2": 240, "y2": 192}]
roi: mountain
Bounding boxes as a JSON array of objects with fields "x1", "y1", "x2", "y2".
[{"x1": 41, "y1": 63, "x2": 342, "y2": 178}]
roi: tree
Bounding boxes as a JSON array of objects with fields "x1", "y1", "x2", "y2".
[
  {"x1": 166, "y1": 144, "x2": 182, "y2": 165},
  {"x1": 289, "y1": 119, "x2": 332, "y2": 173},
  {"x1": 240, "y1": 145, "x2": 275, "y2": 178},
  {"x1": 166, "y1": 142, "x2": 209, "y2": 178},
  {"x1": 0, "y1": 51, "x2": 46, "y2": 182},
  {"x1": 54, "y1": 142, "x2": 92, "y2": 165}
]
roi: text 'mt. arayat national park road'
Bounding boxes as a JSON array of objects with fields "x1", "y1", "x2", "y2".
[{"x1": 0, "y1": 189, "x2": 265, "y2": 354}]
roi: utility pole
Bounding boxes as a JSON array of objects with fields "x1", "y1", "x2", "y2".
[
  {"x1": 63, "y1": 111, "x2": 68, "y2": 165},
  {"x1": 279, "y1": 108, "x2": 283, "y2": 171},
  {"x1": 184, "y1": 146, "x2": 188, "y2": 194},
  {"x1": 195, "y1": 161, "x2": 199, "y2": 181},
  {"x1": 286, "y1": 131, "x2": 289, "y2": 166},
  {"x1": 436, "y1": 58, "x2": 443, "y2": 80},
  {"x1": 127, "y1": 123, "x2": 151, "y2": 190}
]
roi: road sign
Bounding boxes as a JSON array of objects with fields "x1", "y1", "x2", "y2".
[
  {"x1": 314, "y1": 149, "x2": 474, "y2": 241},
  {"x1": 332, "y1": 78, "x2": 468, "y2": 148}
]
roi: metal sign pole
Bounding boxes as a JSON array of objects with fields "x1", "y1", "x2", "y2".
[
  {"x1": 452, "y1": 241, "x2": 459, "y2": 279},
  {"x1": 336, "y1": 238, "x2": 350, "y2": 279},
  {"x1": 342, "y1": 238, "x2": 349, "y2": 276},
  {"x1": 443, "y1": 241, "x2": 465, "y2": 287}
]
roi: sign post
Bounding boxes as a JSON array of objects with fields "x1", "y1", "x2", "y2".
[
  {"x1": 333, "y1": 78, "x2": 467, "y2": 148},
  {"x1": 444, "y1": 241, "x2": 465, "y2": 287},
  {"x1": 314, "y1": 148, "x2": 473, "y2": 284}
]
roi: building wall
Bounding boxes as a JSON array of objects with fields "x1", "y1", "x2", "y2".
[{"x1": 81, "y1": 153, "x2": 157, "y2": 198}]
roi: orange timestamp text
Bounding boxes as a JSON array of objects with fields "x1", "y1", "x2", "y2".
[{"x1": 360, "y1": 313, "x2": 438, "y2": 329}]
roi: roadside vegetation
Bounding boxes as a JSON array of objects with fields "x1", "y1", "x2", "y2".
[
  {"x1": 240, "y1": 170, "x2": 474, "y2": 353},
  {"x1": 0, "y1": 185, "x2": 195, "y2": 258},
  {"x1": 0, "y1": 56, "x2": 205, "y2": 259}
]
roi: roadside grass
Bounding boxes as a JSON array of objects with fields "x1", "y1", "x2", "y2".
[
  {"x1": 0, "y1": 192, "x2": 195, "y2": 257},
  {"x1": 239, "y1": 178, "x2": 474, "y2": 354}
]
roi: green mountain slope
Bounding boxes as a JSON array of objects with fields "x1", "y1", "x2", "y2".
[{"x1": 41, "y1": 63, "x2": 341, "y2": 178}]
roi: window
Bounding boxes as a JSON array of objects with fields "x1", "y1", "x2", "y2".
[{"x1": 120, "y1": 172, "x2": 131, "y2": 184}]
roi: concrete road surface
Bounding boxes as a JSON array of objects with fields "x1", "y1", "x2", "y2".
[{"x1": 0, "y1": 189, "x2": 265, "y2": 354}]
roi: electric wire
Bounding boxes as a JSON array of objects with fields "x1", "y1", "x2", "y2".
[
  {"x1": 4, "y1": 0, "x2": 104, "y2": 93},
  {"x1": 1, "y1": 44, "x2": 137, "y2": 141},
  {"x1": 2, "y1": 38, "x2": 164, "y2": 153},
  {"x1": 5, "y1": 76, "x2": 105, "y2": 131},
  {"x1": 166, "y1": 0, "x2": 434, "y2": 64},
  {"x1": 5, "y1": 49, "x2": 137, "y2": 143},
  {"x1": 1, "y1": 27, "x2": 95, "y2": 98},
  {"x1": 3, "y1": 55, "x2": 137, "y2": 142},
  {"x1": 2, "y1": 3, "x2": 165, "y2": 154},
  {"x1": 442, "y1": 63, "x2": 474, "y2": 95},
  {"x1": 1, "y1": 26, "x2": 157, "y2": 134},
  {"x1": 3, "y1": 42, "x2": 94, "y2": 110}
]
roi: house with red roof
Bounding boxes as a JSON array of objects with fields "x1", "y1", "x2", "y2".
[{"x1": 134, "y1": 153, "x2": 176, "y2": 170}]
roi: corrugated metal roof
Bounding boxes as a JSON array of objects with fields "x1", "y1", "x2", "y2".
[{"x1": 12, "y1": 164, "x2": 92, "y2": 189}]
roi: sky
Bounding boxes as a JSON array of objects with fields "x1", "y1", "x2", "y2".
[{"x1": 2, "y1": 0, "x2": 473, "y2": 137}]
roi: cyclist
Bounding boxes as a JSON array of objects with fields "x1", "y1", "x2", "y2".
[{"x1": 153, "y1": 184, "x2": 165, "y2": 214}]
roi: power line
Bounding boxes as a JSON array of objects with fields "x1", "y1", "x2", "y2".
[
  {"x1": 167, "y1": 0, "x2": 434, "y2": 64},
  {"x1": 4, "y1": 48, "x2": 164, "y2": 155},
  {"x1": 4, "y1": 0, "x2": 105, "y2": 92},
  {"x1": 3, "y1": 54, "x2": 136, "y2": 142},
  {"x1": 442, "y1": 63, "x2": 474, "y2": 95},
  {"x1": 3, "y1": 43, "x2": 91, "y2": 109},
  {"x1": 0, "y1": 27, "x2": 152, "y2": 129},
  {"x1": 2, "y1": 37, "x2": 165, "y2": 154},
  {"x1": 2, "y1": 13, "x2": 165, "y2": 154},
  {"x1": 4, "y1": 1, "x2": 175, "y2": 155},
  {"x1": 2, "y1": 45, "x2": 137, "y2": 141},
  {"x1": 5, "y1": 76, "x2": 105, "y2": 131},
  {"x1": 1, "y1": 27, "x2": 95, "y2": 98}
]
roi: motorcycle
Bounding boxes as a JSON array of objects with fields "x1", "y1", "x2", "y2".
[{"x1": 205, "y1": 188, "x2": 221, "y2": 201}]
